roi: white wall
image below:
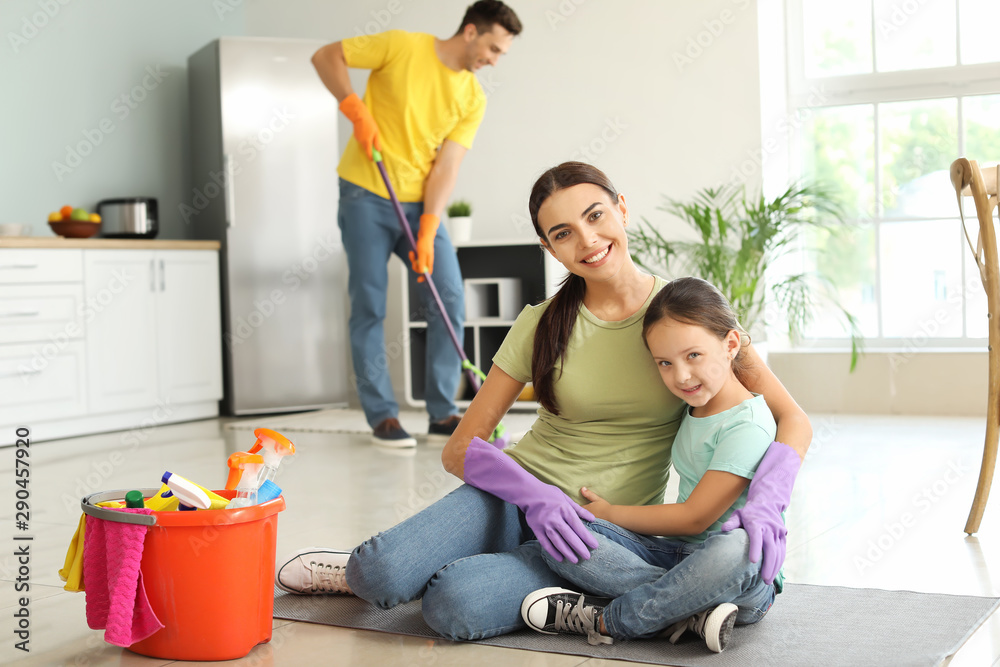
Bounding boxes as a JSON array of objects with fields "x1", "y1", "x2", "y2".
[
  {"x1": 769, "y1": 351, "x2": 988, "y2": 418},
  {"x1": 0, "y1": 0, "x2": 246, "y2": 240},
  {"x1": 245, "y1": 0, "x2": 765, "y2": 243}
]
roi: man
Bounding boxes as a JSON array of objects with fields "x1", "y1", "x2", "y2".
[{"x1": 312, "y1": 2, "x2": 522, "y2": 446}]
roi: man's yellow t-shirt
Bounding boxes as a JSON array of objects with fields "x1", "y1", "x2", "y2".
[{"x1": 338, "y1": 30, "x2": 487, "y2": 202}]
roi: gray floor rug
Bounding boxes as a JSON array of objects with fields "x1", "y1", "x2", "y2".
[
  {"x1": 272, "y1": 584, "x2": 999, "y2": 666},
  {"x1": 226, "y1": 407, "x2": 539, "y2": 440}
]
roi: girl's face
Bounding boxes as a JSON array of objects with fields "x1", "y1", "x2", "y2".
[
  {"x1": 536, "y1": 183, "x2": 629, "y2": 281},
  {"x1": 645, "y1": 317, "x2": 741, "y2": 414}
]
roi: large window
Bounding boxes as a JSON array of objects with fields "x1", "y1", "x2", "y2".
[{"x1": 779, "y1": 0, "x2": 999, "y2": 349}]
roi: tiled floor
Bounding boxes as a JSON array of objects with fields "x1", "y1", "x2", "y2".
[{"x1": 1, "y1": 413, "x2": 999, "y2": 666}]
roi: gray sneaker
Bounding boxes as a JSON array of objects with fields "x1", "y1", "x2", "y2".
[
  {"x1": 521, "y1": 587, "x2": 613, "y2": 646},
  {"x1": 664, "y1": 603, "x2": 738, "y2": 653},
  {"x1": 275, "y1": 548, "x2": 354, "y2": 595}
]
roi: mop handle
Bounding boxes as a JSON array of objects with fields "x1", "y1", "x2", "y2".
[{"x1": 372, "y1": 150, "x2": 481, "y2": 393}]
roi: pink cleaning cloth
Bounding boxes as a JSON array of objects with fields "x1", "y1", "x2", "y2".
[{"x1": 83, "y1": 508, "x2": 164, "y2": 647}]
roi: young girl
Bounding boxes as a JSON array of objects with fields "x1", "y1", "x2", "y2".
[{"x1": 521, "y1": 276, "x2": 783, "y2": 653}]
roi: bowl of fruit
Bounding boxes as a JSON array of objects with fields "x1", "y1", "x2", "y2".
[{"x1": 49, "y1": 205, "x2": 101, "y2": 238}]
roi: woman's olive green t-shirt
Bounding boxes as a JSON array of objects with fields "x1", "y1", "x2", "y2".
[{"x1": 492, "y1": 275, "x2": 684, "y2": 507}]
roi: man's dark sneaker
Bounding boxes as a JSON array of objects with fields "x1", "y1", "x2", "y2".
[
  {"x1": 426, "y1": 414, "x2": 462, "y2": 441},
  {"x1": 521, "y1": 587, "x2": 613, "y2": 646},
  {"x1": 372, "y1": 417, "x2": 416, "y2": 447},
  {"x1": 663, "y1": 603, "x2": 738, "y2": 653}
]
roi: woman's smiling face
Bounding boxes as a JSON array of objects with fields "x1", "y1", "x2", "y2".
[{"x1": 536, "y1": 183, "x2": 629, "y2": 279}]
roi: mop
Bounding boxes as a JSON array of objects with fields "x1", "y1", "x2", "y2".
[{"x1": 372, "y1": 149, "x2": 509, "y2": 447}]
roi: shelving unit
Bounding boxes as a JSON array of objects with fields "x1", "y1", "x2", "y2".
[{"x1": 400, "y1": 240, "x2": 563, "y2": 409}]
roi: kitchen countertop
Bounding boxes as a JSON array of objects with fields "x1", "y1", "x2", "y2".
[{"x1": 0, "y1": 237, "x2": 220, "y2": 250}]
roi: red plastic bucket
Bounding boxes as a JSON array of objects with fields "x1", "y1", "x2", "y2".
[{"x1": 82, "y1": 489, "x2": 285, "y2": 661}]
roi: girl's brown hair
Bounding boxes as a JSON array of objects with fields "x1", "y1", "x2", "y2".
[
  {"x1": 528, "y1": 161, "x2": 620, "y2": 415},
  {"x1": 641, "y1": 277, "x2": 755, "y2": 387}
]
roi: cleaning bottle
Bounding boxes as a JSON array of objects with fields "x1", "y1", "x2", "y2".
[
  {"x1": 125, "y1": 490, "x2": 145, "y2": 509},
  {"x1": 162, "y1": 471, "x2": 212, "y2": 510},
  {"x1": 145, "y1": 483, "x2": 180, "y2": 512},
  {"x1": 256, "y1": 478, "x2": 283, "y2": 504},
  {"x1": 249, "y1": 428, "x2": 296, "y2": 488},
  {"x1": 225, "y1": 452, "x2": 265, "y2": 509}
]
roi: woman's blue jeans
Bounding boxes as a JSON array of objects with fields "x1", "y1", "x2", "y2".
[
  {"x1": 541, "y1": 519, "x2": 776, "y2": 640},
  {"x1": 344, "y1": 485, "x2": 774, "y2": 642},
  {"x1": 337, "y1": 178, "x2": 464, "y2": 426},
  {"x1": 345, "y1": 484, "x2": 573, "y2": 640}
]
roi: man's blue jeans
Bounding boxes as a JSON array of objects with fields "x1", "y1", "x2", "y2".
[
  {"x1": 337, "y1": 178, "x2": 464, "y2": 426},
  {"x1": 540, "y1": 519, "x2": 776, "y2": 640},
  {"x1": 345, "y1": 484, "x2": 574, "y2": 640}
]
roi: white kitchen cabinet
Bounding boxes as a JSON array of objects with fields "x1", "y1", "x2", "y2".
[
  {"x1": 0, "y1": 341, "x2": 87, "y2": 426},
  {"x1": 0, "y1": 243, "x2": 223, "y2": 444},
  {"x1": 399, "y1": 241, "x2": 564, "y2": 409},
  {"x1": 84, "y1": 249, "x2": 223, "y2": 414},
  {"x1": 0, "y1": 248, "x2": 83, "y2": 284},
  {"x1": 154, "y1": 250, "x2": 223, "y2": 404},
  {"x1": 0, "y1": 284, "x2": 84, "y2": 345},
  {"x1": 84, "y1": 250, "x2": 160, "y2": 413},
  {"x1": 0, "y1": 249, "x2": 88, "y2": 427}
]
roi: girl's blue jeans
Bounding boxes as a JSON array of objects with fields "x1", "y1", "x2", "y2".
[
  {"x1": 337, "y1": 178, "x2": 464, "y2": 426},
  {"x1": 344, "y1": 484, "x2": 775, "y2": 641},
  {"x1": 545, "y1": 519, "x2": 776, "y2": 640}
]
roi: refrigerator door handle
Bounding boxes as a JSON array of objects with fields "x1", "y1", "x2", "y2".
[{"x1": 224, "y1": 153, "x2": 236, "y2": 227}]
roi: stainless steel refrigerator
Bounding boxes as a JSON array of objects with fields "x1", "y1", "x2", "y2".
[{"x1": 188, "y1": 37, "x2": 349, "y2": 414}]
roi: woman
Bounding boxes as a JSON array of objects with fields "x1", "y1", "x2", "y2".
[{"x1": 275, "y1": 162, "x2": 809, "y2": 641}]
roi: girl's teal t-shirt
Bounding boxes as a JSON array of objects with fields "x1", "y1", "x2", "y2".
[
  {"x1": 672, "y1": 394, "x2": 785, "y2": 591},
  {"x1": 672, "y1": 393, "x2": 777, "y2": 542}
]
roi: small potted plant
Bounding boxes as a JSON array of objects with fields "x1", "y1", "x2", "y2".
[{"x1": 446, "y1": 199, "x2": 473, "y2": 244}]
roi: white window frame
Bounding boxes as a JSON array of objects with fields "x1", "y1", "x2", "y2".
[{"x1": 769, "y1": 0, "x2": 999, "y2": 352}]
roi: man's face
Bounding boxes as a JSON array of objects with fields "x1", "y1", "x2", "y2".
[{"x1": 464, "y1": 24, "x2": 513, "y2": 71}]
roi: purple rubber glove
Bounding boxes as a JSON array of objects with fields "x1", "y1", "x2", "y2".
[
  {"x1": 463, "y1": 437, "x2": 599, "y2": 563},
  {"x1": 721, "y1": 440, "x2": 800, "y2": 585}
]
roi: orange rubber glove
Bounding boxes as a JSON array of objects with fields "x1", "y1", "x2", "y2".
[
  {"x1": 408, "y1": 214, "x2": 440, "y2": 282},
  {"x1": 339, "y1": 93, "x2": 382, "y2": 160}
]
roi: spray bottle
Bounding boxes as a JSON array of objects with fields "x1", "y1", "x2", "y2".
[
  {"x1": 162, "y1": 471, "x2": 212, "y2": 510},
  {"x1": 248, "y1": 428, "x2": 295, "y2": 502},
  {"x1": 225, "y1": 452, "x2": 265, "y2": 509}
]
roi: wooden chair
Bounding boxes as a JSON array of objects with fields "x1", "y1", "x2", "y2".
[{"x1": 949, "y1": 158, "x2": 999, "y2": 534}]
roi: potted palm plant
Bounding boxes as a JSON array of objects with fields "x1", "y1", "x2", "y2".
[{"x1": 628, "y1": 183, "x2": 863, "y2": 370}]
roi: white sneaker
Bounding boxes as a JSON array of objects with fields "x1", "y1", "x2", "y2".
[
  {"x1": 275, "y1": 548, "x2": 354, "y2": 595},
  {"x1": 663, "y1": 602, "x2": 738, "y2": 653}
]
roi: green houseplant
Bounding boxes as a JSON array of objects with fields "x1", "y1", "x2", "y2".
[
  {"x1": 447, "y1": 200, "x2": 472, "y2": 218},
  {"x1": 628, "y1": 183, "x2": 863, "y2": 370}
]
